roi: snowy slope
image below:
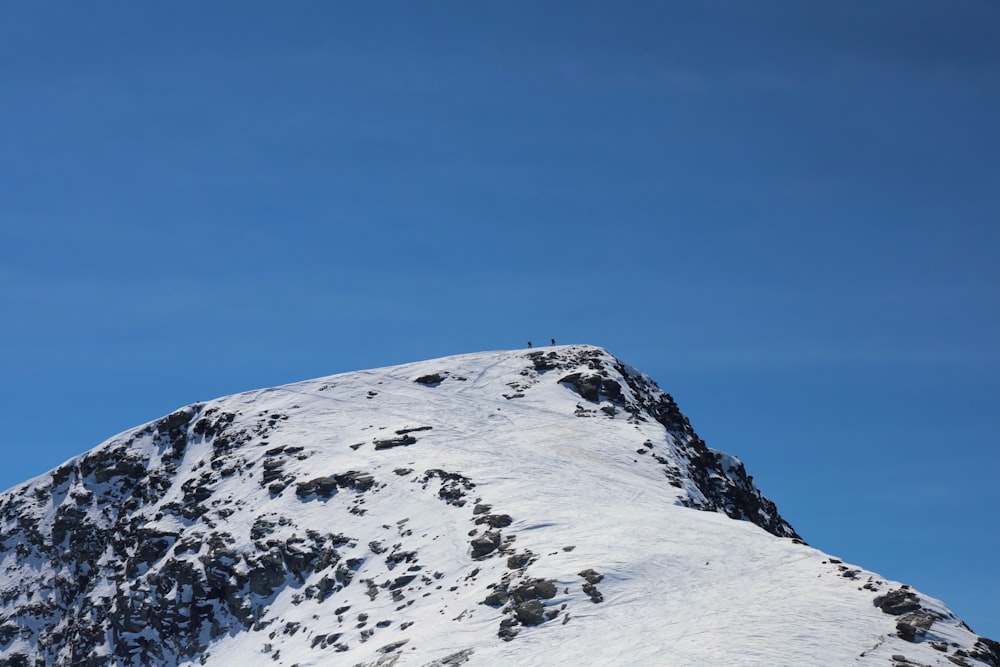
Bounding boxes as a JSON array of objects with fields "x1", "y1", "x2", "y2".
[{"x1": 0, "y1": 345, "x2": 996, "y2": 667}]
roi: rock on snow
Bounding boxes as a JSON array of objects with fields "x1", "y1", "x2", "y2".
[{"x1": 0, "y1": 345, "x2": 996, "y2": 666}]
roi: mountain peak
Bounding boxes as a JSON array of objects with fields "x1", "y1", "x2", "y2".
[{"x1": 0, "y1": 346, "x2": 995, "y2": 666}]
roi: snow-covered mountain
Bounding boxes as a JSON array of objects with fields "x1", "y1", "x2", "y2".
[{"x1": 0, "y1": 345, "x2": 996, "y2": 667}]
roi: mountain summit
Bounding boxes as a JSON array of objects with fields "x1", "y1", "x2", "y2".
[{"x1": 1, "y1": 345, "x2": 996, "y2": 666}]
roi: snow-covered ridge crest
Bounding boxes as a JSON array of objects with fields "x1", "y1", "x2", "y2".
[{"x1": 0, "y1": 344, "x2": 997, "y2": 666}]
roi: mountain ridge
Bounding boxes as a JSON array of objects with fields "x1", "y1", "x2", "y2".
[{"x1": 0, "y1": 345, "x2": 996, "y2": 666}]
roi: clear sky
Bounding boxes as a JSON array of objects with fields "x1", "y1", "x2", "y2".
[{"x1": 2, "y1": 0, "x2": 998, "y2": 641}]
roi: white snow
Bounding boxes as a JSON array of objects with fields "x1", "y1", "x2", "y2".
[{"x1": 0, "y1": 345, "x2": 992, "y2": 666}]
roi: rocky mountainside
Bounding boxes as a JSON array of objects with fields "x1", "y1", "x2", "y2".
[{"x1": 0, "y1": 345, "x2": 996, "y2": 667}]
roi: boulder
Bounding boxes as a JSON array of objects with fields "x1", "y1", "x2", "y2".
[
  {"x1": 513, "y1": 600, "x2": 546, "y2": 625},
  {"x1": 470, "y1": 531, "x2": 501, "y2": 559},
  {"x1": 874, "y1": 589, "x2": 922, "y2": 616}
]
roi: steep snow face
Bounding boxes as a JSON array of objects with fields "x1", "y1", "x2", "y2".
[{"x1": 0, "y1": 345, "x2": 997, "y2": 667}]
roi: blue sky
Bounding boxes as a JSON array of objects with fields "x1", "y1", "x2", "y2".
[{"x1": 2, "y1": 0, "x2": 998, "y2": 640}]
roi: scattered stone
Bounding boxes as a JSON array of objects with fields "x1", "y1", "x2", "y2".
[
  {"x1": 424, "y1": 648, "x2": 475, "y2": 666},
  {"x1": 422, "y1": 469, "x2": 476, "y2": 507},
  {"x1": 579, "y1": 569, "x2": 605, "y2": 602},
  {"x1": 470, "y1": 531, "x2": 501, "y2": 559},
  {"x1": 391, "y1": 575, "x2": 417, "y2": 589},
  {"x1": 395, "y1": 426, "x2": 433, "y2": 435},
  {"x1": 582, "y1": 583, "x2": 604, "y2": 603},
  {"x1": 506, "y1": 553, "x2": 532, "y2": 570},
  {"x1": 874, "y1": 589, "x2": 922, "y2": 616},
  {"x1": 511, "y1": 578, "x2": 557, "y2": 602},
  {"x1": 296, "y1": 476, "x2": 339, "y2": 499},
  {"x1": 474, "y1": 514, "x2": 512, "y2": 528},
  {"x1": 483, "y1": 589, "x2": 509, "y2": 607},
  {"x1": 895, "y1": 610, "x2": 938, "y2": 642},
  {"x1": 526, "y1": 351, "x2": 560, "y2": 372},
  {"x1": 514, "y1": 600, "x2": 546, "y2": 625},
  {"x1": 374, "y1": 435, "x2": 418, "y2": 450},
  {"x1": 378, "y1": 639, "x2": 410, "y2": 653},
  {"x1": 296, "y1": 471, "x2": 374, "y2": 498},
  {"x1": 334, "y1": 471, "x2": 375, "y2": 491},
  {"x1": 498, "y1": 617, "x2": 519, "y2": 641}
]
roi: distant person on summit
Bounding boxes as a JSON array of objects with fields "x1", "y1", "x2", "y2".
[
  {"x1": 527, "y1": 341, "x2": 532, "y2": 348},
  {"x1": 551, "y1": 338, "x2": 556, "y2": 345}
]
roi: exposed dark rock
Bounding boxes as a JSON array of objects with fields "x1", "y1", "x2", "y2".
[
  {"x1": 969, "y1": 637, "x2": 1000, "y2": 665},
  {"x1": 297, "y1": 471, "x2": 374, "y2": 499},
  {"x1": 191, "y1": 409, "x2": 236, "y2": 441},
  {"x1": 296, "y1": 476, "x2": 339, "y2": 499},
  {"x1": 506, "y1": 553, "x2": 533, "y2": 570},
  {"x1": 874, "y1": 589, "x2": 922, "y2": 616},
  {"x1": 134, "y1": 529, "x2": 176, "y2": 565},
  {"x1": 93, "y1": 456, "x2": 148, "y2": 484},
  {"x1": 425, "y1": 648, "x2": 475, "y2": 666},
  {"x1": 513, "y1": 600, "x2": 546, "y2": 625},
  {"x1": 385, "y1": 549, "x2": 417, "y2": 570},
  {"x1": 378, "y1": 639, "x2": 409, "y2": 653},
  {"x1": 498, "y1": 617, "x2": 519, "y2": 641},
  {"x1": 474, "y1": 514, "x2": 512, "y2": 528},
  {"x1": 391, "y1": 575, "x2": 417, "y2": 589},
  {"x1": 483, "y1": 589, "x2": 510, "y2": 607},
  {"x1": 395, "y1": 426, "x2": 433, "y2": 435},
  {"x1": 333, "y1": 471, "x2": 375, "y2": 491},
  {"x1": 374, "y1": 435, "x2": 417, "y2": 450},
  {"x1": 422, "y1": 469, "x2": 475, "y2": 507},
  {"x1": 559, "y1": 373, "x2": 603, "y2": 402},
  {"x1": 600, "y1": 379, "x2": 624, "y2": 403},
  {"x1": 251, "y1": 518, "x2": 276, "y2": 541},
  {"x1": 470, "y1": 531, "x2": 501, "y2": 559},
  {"x1": 261, "y1": 459, "x2": 285, "y2": 484},
  {"x1": 311, "y1": 576, "x2": 337, "y2": 603},
  {"x1": 526, "y1": 351, "x2": 561, "y2": 372},
  {"x1": 247, "y1": 551, "x2": 286, "y2": 596},
  {"x1": 582, "y1": 583, "x2": 604, "y2": 603},
  {"x1": 510, "y1": 579, "x2": 557, "y2": 602},
  {"x1": 157, "y1": 408, "x2": 196, "y2": 435},
  {"x1": 414, "y1": 373, "x2": 445, "y2": 385}
]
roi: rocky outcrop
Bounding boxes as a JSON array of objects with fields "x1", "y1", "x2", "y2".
[{"x1": 542, "y1": 346, "x2": 798, "y2": 539}]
